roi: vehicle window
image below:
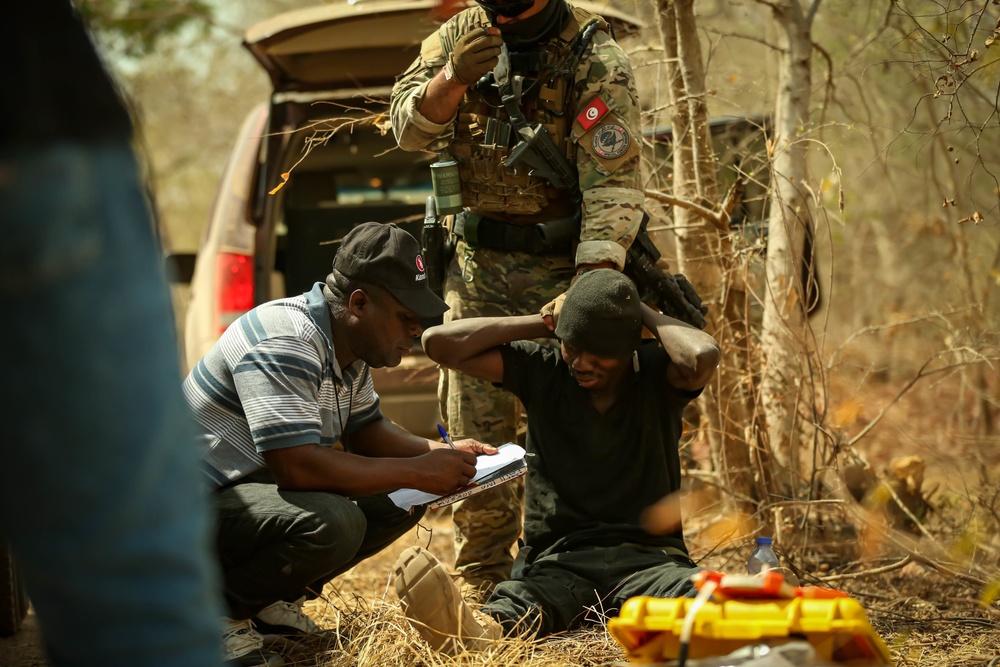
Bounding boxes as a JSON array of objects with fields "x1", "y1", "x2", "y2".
[
  {"x1": 273, "y1": 110, "x2": 435, "y2": 300},
  {"x1": 332, "y1": 172, "x2": 433, "y2": 206}
]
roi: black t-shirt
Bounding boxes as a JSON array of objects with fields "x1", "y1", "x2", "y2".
[
  {"x1": 500, "y1": 339, "x2": 701, "y2": 557},
  {"x1": 1, "y1": 1, "x2": 133, "y2": 147}
]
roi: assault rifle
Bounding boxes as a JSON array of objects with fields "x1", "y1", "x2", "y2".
[
  {"x1": 494, "y1": 44, "x2": 576, "y2": 191},
  {"x1": 491, "y1": 44, "x2": 708, "y2": 328},
  {"x1": 625, "y1": 214, "x2": 708, "y2": 330}
]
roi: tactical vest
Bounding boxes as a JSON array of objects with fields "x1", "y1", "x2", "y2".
[{"x1": 427, "y1": 6, "x2": 609, "y2": 223}]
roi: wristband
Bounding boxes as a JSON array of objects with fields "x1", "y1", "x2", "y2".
[{"x1": 443, "y1": 56, "x2": 466, "y2": 85}]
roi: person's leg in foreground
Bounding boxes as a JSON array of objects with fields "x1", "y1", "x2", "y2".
[{"x1": 0, "y1": 141, "x2": 225, "y2": 667}]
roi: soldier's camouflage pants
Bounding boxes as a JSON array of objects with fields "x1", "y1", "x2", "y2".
[{"x1": 440, "y1": 240, "x2": 574, "y2": 586}]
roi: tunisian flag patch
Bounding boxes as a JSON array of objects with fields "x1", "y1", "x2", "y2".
[{"x1": 576, "y1": 96, "x2": 610, "y2": 131}]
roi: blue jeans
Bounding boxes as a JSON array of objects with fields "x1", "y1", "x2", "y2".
[{"x1": 0, "y1": 141, "x2": 224, "y2": 666}]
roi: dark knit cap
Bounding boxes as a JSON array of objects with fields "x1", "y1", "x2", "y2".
[{"x1": 554, "y1": 269, "x2": 642, "y2": 358}]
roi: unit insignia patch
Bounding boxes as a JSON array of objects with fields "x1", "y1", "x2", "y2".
[{"x1": 592, "y1": 123, "x2": 630, "y2": 159}]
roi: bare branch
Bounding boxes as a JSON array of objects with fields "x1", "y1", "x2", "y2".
[
  {"x1": 811, "y1": 40, "x2": 835, "y2": 124},
  {"x1": 645, "y1": 188, "x2": 727, "y2": 229},
  {"x1": 819, "y1": 556, "x2": 912, "y2": 583},
  {"x1": 805, "y1": 0, "x2": 823, "y2": 28},
  {"x1": 827, "y1": 306, "x2": 979, "y2": 369},
  {"x1": 846, "y1": 356, "x2": 987, "y2": 448},
  {"x1": 700, "y1": 26, "x2": 784, "y2": 52}
]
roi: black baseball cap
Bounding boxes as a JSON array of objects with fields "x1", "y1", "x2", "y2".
[{"x1": 332, "y1": 222, "x2": 448, "y2": 318}]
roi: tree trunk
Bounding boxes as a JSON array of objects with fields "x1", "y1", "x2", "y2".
[
  {"x1": 654, "y1": 0, "x2": 762, "y2": 513},
  {"x1": 759, "y1": 0, "x2": 818, "y2": 483}
]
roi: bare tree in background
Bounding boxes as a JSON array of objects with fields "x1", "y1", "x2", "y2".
[
  {"x1": 756, "y1": 0, "x2": 822, "y2": 485},
  {"x1": 651, "y1": 0, "x2": 763, "y2": 514}
]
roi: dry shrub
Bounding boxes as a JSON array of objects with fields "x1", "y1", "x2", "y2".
[{"x1": 263, "y1": 495, "x2": 1000, "y2": 667}]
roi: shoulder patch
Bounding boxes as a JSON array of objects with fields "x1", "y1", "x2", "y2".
[
  {"x1": 591, "y1": 122, "x2": 630, "y2": 159},
  {"x1": 576, "y1": 96, "x2": 610, "y2": 131},
  {"x1": 576, "y1": 110, "x2": 641, "y2": 175}
]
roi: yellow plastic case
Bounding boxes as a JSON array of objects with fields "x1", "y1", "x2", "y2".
[{"x1": 607, "y1": 596, "x2": 894, "y2": 665}]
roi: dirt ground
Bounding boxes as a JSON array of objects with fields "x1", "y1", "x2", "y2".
[
  {"x1": 0, "y1": 606, "x2": 48, "y2": 666},
  {"x1": 5, "y1": 507, "x2": 997, "y2": 666},
  {"x1": 2, "y1": 370, "x2": 996, "y2": 666}
]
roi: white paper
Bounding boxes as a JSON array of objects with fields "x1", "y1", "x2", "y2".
[{"x1": 389, "y1": 443, "x2": 526, "y2": 511}]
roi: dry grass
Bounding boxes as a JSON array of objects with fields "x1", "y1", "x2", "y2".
[
  {"x1": 276, "y1": 364, "x2": 1000, "y2": 667},
  {"x1": 271, "y1": 500, "x2": 999, "y2": 667},
  {"x1": 282, "y1": 514, "x2": 635, "y2": 667}
]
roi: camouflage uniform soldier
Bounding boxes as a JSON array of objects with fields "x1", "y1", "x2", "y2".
[{"x1": 390, "y1": 0, "x2": 644, "y2": 593}]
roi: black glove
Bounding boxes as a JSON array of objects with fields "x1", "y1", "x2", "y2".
[
  {"x1": 449, "y1": 27, "x2": 503, "y2": 85},
  {"x1": 674, "y1": 274, "x2": 706, "y2": 320}
]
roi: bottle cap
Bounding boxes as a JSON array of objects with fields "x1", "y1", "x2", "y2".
[{"x1": 755, "y1": 536, "x2": 773, "y2": 545}]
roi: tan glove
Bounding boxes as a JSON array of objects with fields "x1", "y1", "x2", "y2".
[
  {"x1": 539, "y1": 292, "x2": 567, "y2": 332},
  {"x1": 449, "y1": 27, "x2": 503, "y2": 86}
]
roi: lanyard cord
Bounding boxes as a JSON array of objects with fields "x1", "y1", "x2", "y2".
[{"x1": 334, "y1": 375, "x2": 354, "y2": 441}]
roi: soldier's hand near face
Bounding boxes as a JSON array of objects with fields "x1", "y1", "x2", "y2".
[
  {"x1": 449, "y1": 27, "x2": 503, "y2": 85},
  {"x1": 540, "y1": 292, "x2": 567, "y2": 332}
]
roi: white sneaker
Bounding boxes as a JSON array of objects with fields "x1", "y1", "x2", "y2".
[
  {"x1": 222, "y1": 617, "x2": 264, "y2": 661},
  {"x1": 253, "y1": 596, "x2": 321, "y2": 635}
]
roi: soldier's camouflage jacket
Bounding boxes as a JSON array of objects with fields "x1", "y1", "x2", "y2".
[{"x1": 390, "y1": 2, "x2": 644, "y2": 269}]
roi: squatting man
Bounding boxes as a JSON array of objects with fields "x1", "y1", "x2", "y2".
[{"x1": 183, "y1": 222, "x2": 495, "y2": 665}]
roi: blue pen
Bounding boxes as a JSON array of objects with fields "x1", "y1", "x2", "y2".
[{"x1": 437, "y1": 424, "x2": 457, "y2": 449}]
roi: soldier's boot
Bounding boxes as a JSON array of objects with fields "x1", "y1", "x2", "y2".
[{"x1": 394, "y1": 547, "x2": 503, "y2": 655}]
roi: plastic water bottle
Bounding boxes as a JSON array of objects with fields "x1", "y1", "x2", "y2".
[{"x1": 747, "y1": 536, "x2": 781, "y2": 575}]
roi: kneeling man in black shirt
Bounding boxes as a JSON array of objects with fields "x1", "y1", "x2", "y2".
[{"x1": 394, "y1": 269, "x2": 721, "y2": 654}]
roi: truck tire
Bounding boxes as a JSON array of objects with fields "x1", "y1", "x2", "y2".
[{"x1": 0, "y1": 543, "x2": 28, "y2": 637}]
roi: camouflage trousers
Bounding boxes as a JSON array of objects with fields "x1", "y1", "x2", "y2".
[{"x1": 440, "y1": 239, "x2": 574, "y2": 588}]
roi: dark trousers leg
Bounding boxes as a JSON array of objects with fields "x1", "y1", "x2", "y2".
[
  {"x1": 309, "y1": 494, "x2": 424, "y2": 590},
  {"x1": 482, "y1": 550, "x2": 604, "y2": 637},
  {"x1": 483, "y1": 545, "x2": 701, "y2": 639},
  {"x1": 606, "y1": 547, "x2": 701, "y2": 609},
  {"x1": 215, "y1": 483, "x2": 422, "y2": 619}
]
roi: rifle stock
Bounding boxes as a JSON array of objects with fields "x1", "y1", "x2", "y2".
[
  {"x1": 506, "y1": 124, "x2": 577, "y2": 191},
  {"x1": 624, "y1": 214, "x2": 708, "y2": 329}
]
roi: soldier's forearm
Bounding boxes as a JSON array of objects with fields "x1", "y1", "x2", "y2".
[
  {"x1": 390, "y1": 79, "x2": 454, "y2": 151},
  {"x1": 576, "y1": 186, "x2": 645, "y2": 268},
  {"x1": 417, "y1": 70, "x2": 468, "y2": 124},
  {"x1": 575, "y1": 241, "x2": 628, "y2": 270}
]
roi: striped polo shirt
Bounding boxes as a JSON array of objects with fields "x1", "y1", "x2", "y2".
[{"x1": 182, "y1": 282, "x2": 382, "y2": 487}]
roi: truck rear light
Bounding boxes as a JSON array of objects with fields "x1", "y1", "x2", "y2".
[{"x1": 216, "y1": 252, "x2": 253, "y2": 334}]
